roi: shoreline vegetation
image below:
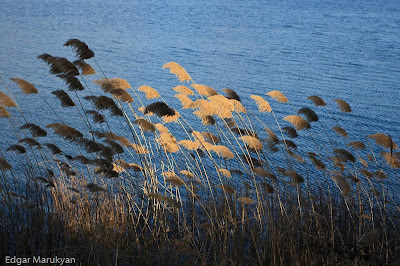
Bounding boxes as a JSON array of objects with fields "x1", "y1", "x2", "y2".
[{"x1": 0, "y1": 39, "x2": 399, "y2": 265}]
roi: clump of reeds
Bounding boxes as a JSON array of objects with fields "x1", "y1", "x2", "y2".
[{"x1": 0, "y1": 39, "x2": 399, "y2": 266}]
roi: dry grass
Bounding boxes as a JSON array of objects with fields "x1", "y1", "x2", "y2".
[{"x1": 0, "y1": 39, "x2": 399, "y2": 266}]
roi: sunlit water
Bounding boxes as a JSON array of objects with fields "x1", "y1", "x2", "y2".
[{"x1": 1, "y1": 0, "x2": 399, "y2": 197}]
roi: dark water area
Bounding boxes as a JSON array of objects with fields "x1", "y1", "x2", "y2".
[{"x1": 1, "y1": 0, "x2": 399, "y2": 196}]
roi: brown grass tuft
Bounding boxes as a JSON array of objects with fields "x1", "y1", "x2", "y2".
[
  {"x1": 381, "y1": 152, "x2": 400, "y2": 168},
  {"x1": 0, "y1": 106, "x2": 10, "y2": 117},
  {"x1": 178, "y1": 140, "x2": 200, "y2": 150},
  {"x1": 46, "y1": 123, "x2": 83, "y2": 142},
  {"x1": 347, "y1": 141, "x2": 365, "y2": 150},
  {"x1": 180, "y1": 170, "x2": 195, "y2": 178},
  {"x1": 369, "y1": 133, "x2": 398, "y2": 150},
  {"x1": 201, "y1": 132, "x2": 220, "y2": 143},
  {"x1": 218, "y1": 184, "x2": 235, "y2": 194},
  {"x1": 10, "y1": 78, "x2": 38, "y2": 94},
  {"x1": 283, "y1": 115, "x2": 311, "y2": 130},
  {"x1": 19, "y1": 138, "x2": 41, "y2": 148},
  {"x1": 238, "y1": 197, "x2": 254, "y2": 204},
  {"x1": 282, "y1": 126, "x2": 298, "y2": 138},
  {"x1": 85, "y1": 110, "x2": 105, "y2": 123},
  {"x1": 85, "y1": 183, "x2": 105, "y2": 193},
  {"x1": 332, "y1": 126, "x2": 348, "y2": 138},
  {"x1": 52, "y1": 90, "x2": 76, "y2": 107},
  {"x1": 44, "y1": 143, "x2": 62, "y2": 155},
  {"x1": 73, "y1": 60, "x2": 96, "y2": 75},
  {"x1": 335, "y1": 99, "x2": 352, "y2": 112},
  {"x1": 266, "y1": 90, "x2": 288, "y2": 103},
  {"x1": 6, "y1": 144, "x2": 26, "y2": 154},
  {"x1": 222, "y1": 88, "x2": 241, "y2": 101},
  {"x1": 333, "y1": 148, "x2": 356, "y2": 163},
  {"x1": 298, "y1": 107, "x2": 318, "y2": 122},
  {"x1": 133, "y1": 118, "x2": 155, "y2": 132},
  {"x1": 307, "y1": 95, "x2": 326, "y2": 106},
  {"x1": 0, "y1": 92, "x2": 17, "y2": 107},
  {"x1": 254, "y1": 168, "x2": 277, "y2": 181},
  {"x1": 0, "y1": 158, "x2": 12, "y2": 171},
  {"x1": 163, "y1": 62, "x2": 192, "y2": 82},
  {"x1": 20, "y1": 123, "x2": 47, "y2": 137},
  {"x1": 57, "y1": 74, "x2": 85, "y2": 91},
  {"x1": 144, "y1": 102, "x2": 175, "y2": 117},
  {"x1": 64, "y1": 39, "x2": 95, "y2": 60}
]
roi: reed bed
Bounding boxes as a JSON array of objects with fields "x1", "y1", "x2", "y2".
[{"x1": 0, "y1": 39, "x2": 399, "y2": 265}]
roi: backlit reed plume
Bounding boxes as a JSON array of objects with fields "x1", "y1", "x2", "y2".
[
  {"x1": 208, "y1": 95, "x2": 235, "y2": 118},
  {"x1": 178, "y1": 140, "x2": 200, "y2": 150},
  {"x1": 84, "y1": 96, "x2": 123, "y2": 116},
  {"x1": 131, "y1": 143, "x2": 150, "y2": 154},
  {"x1": 138, "y1": 85, "x2": 160, "y2": 99},
  {"x1": 163, "y1": 172, "x2": 185, "y2": 186},
  {"x1": 332, "y1": 126, "x2": 348, "y2": 137},
  {"x1": 307, "y1": 95, "x2": 326, "y2": 106},
  {"x1": 173, "y1": 85, "x2": 194, "y2": 95},
  {"x1": 240, "y1": 135, "x2": 263, "y2": 150},
  {"x1": 19, "y1": 138, "x2": 41, "y2": 148},
  {"x1": 73, "y1": 60, "x2": 96, "y2": 75},
  {"x1": 163, "y1": 111, "x2": 180, "y2": 123},
  {"x1": 191, "y1": 84, "x2": 218, "y2": 97},
  {"x1": 46, "y1": 123, "x2": 83, "y2": 142},
  {"x1": 64, "y1": 39, "x2": 95, "y2": 60},
  {"x1": 155, "y1": 123, "x2": 169, "y2": 133},
  {"x1": 10, "y1": 78, "x2": 38, "y2": 94},
  {"x1": 335, "y1": 99, "x2": 352, "y2": 112},
  {"x1": 38, "y1": 54, "x2": 79, "y2": 76},
  {"x1": 0, "y1": 106, "x2": 10, "y2": 117},
  {"x1": 191, "y1": 99, "x2": 217, "y2": 117},
  {"x1": 283, "y1": 115, "x2": 311, "y2": 130},
  {"x1": 250, "y1": 95, "x2": 272, "y2": 112},
  {"x1": 180, "y1": 170, "x2": 195, "y2": 178},
  {"x1": 359, "y1": 158, "x2": 369, "y2": 168},
  {"x1": 144, "y1": 102, "x2": 175, "y2": 117},
  {"x1": 0, "y1": 92, "x2": 17, "y2": 107},
  {"x1": 44, "y1": 143, "x2": 62, "y2": 155},
  {"x1": 52, "y1": 90, "x2": 76, "y2": 107},
  {"x1": 266, "y1": 90, "x2": 288, "y2": 103},
  {"x1": 282, "y1": 126, "x2": 298, "y2": 138},
  {"x1": 347, "y1": 141, "x2": 365, "y2": 150},
  {"x1": 369, "y1": 133, "x2": 398, "y2": 150},
  {"x1": 175, "y1": 94, "x2": 193, "y2": 109},
  {"x1": 20, "y1": 123, "x2": 47, "y2": 137},
  {"x1": 210, "y1": 145, "x2": 234, "y2": 159},
  {"x1": 94, "y1": 78, "x2": 131, "y2": 91},
  {"x1": 109, "y1": 89, "x2": 133, "y2": 103},
  {"x1": 218, "y1": 168, "x2": 232, "y2": 178},
  {"x1": 133, "y1": 118, "x2": 155, "y2": 132},
  {"x1": 0, "y1": 158, "x2": 12, "y2": 171},
  {"x1": 57, "y1": 74, "x2": 85, "y2": 91},
  {"x1": 85, "y1": 110, "x2": 105, "y2": 123},
  {"x1": 333, "y1": 148, "x2": 356, "y2": 163},
  {"x1": 6, "y1": 144, "x2": 26, "y2": 154},
  {"x1": 298, "y1": 107, "x2": 318, "y2": 122},
  {"x1": 223, "y1": 88, "x2": 241, "y2": 101},
  {"x1": 231, "y1": 99, "x2": 247, "y2": 113},
  {"x1": 163, "y1": 62, "x2": 192, "y2": 82},
  {"x1": 156, "y1": 132, "x2": 179, "y2": 153}
]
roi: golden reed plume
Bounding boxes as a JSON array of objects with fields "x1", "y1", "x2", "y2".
[
  {"x1": 10, "y1": 78, "x2": 38, "y2": 94},
  {"x1": 163, "y1": 62, "x2": 192, "y2": 82},
  {"x1": 266, "y1": 90, "x2": 288, "y2": 103}
]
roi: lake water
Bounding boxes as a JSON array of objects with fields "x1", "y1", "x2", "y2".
[{"x1": 0, "y1": 0, "x2": 399, "y2": 194}]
